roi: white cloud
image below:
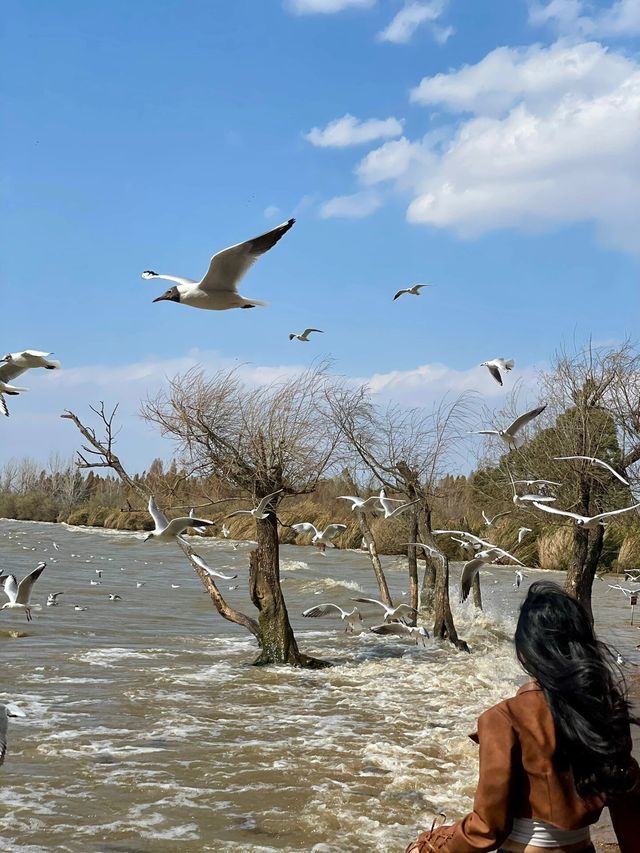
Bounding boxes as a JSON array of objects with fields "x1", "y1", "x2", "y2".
[
  {"x1": 305, "y1": 114, "x2": 404, "y2": 148},
  {"x1": 286, "y1": 0, "x2": 374, "y2": 14},
  {"x1": 410, "y1": 40, "x2": 635, "y2": 115},
  {"x1": 377, "y1": 1, "x2": 451, "y2": 44},
  {"x1": 264, "y1": 205, "x2": 281, "y2": 220},
  {"x1": 319, "y1": 190, "x2": 382, "y2": 218},
  {"x1": 339, "y1": 40, "x2": 640, "y2": 253},
  {"x1": 529, "y1": 0, "x2": 640, "y2": 37}
]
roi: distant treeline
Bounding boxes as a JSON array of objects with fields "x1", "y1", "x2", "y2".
[{"x1": 0, "y1": 455, "x2": 637, "y2": 573}]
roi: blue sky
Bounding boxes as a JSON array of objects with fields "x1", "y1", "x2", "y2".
[{"x1": 2, "y1": 0, "x2": 639, "y2": 469}]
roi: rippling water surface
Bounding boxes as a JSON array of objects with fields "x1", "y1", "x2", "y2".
[{"x1": 1, "y1": 519, "x2": 638, "y2": 852}]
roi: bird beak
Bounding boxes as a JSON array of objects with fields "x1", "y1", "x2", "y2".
[{"x1": 153, "y1": 294, "x2": 170, "y2": 303}]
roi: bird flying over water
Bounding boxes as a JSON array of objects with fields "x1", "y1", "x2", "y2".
[
  {"x1": 1, "y1": 562, "x2": 46, "y2": 621},
  {"x1": 337, "y1": 495, "x2": 382, "y2": 514},
  {"x1": 470, "y1": 404, "x2": 546, "y2": 450},
  {"x1": 378, "y1": 489, "x2": 418, "y2": 519},
  {"x1": 0, "y1": 703, "x2": 26, "y2": 767},
  {"x1": 289, "y1": 328, "x2": 323, "y2": 342},
  {"x1": 224, "y1": 490, "x2": 283, "y2": 522},
  {"x1": 292, "y1": 522, "x2": 347, "y2": 550},
  {"x1": 460, "y1": 550, "x2": 501, "y2": 603},
  {"x1": 191, "y1": 553, "x2": 238, "y2": 581},
  {"x1": 518, "y1": 527, "x2": 533, "y2": 544},
  {"x1": 143, "y1": 219, "x2": 295, "y2": 311},
  {"x1": 482, "y1": 509, "x2": 512, "y2": 528},
  {"x1": 302, "y1": 603, "x2": 363, "y2": 633},
  {"x1": 393, "y1": 283, "x2": 429, "y2": 301},
  {"x1": 370, "y1": 622, "x2": 430, "y2": 646},
  {"x1": 352, "y1": 597, "x2": 417, "y2": 624},
  {"x1": 46, "y1": 592, "x2": 64, "y2": 606},
  {"x1": 480, "y1": 358, "x2": 514, "y2": 386},
  {"x1": 145, "y1": 496, "x2": 214, "y2": 542}
]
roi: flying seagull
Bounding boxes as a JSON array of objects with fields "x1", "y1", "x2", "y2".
[
  {"x1": 370, "y1": 622, "x2": 430, "y2": 647},
  {"x1": 432, "y1": 529, "x2": 524, "y2": 566},
  {"x1": 302, "y1": 603, "x2": 363, "y2": 633},
  {"x1": 482, "y1": 509, "x2": 512, "y2": 528},
  {"x1": 108, "y1": 594, "x2": 122, "y2": 601},
  {"x1": 378, "y1": 489, "x2": 418, "y2": 519},
  {"x1": 144, "y1": 496, "x2": 214, "y2": 542},
  {"x1": 191, "y1": 553, "x2": 238, "y2": 581},
  {"x1": 532, "y1": 501, "x2": 640, "y2": 530},
  {"x1": 337, "y1": 495, "x2": 383, "y2": 514},
  {"x1": 143, "y1": 219, "x2": 295, "y2": 311},
  {"x1": 393, "y1": 283, "x2": 429, "y2": 301},
  {"x1": 405, "y1": 542, "x2": 446, "y2": 564},
  {"x1": 1, "y1": 562, "x2": 46, "y2": 621},
  {"x1": 480, "y1": 358, "x2": 514, "y2": 386},
  {"x1": 513, "y1": 569, "x2": 526, "y2": 589},
  {"x1": 470, "y1": 405, "x2": 546, "y2": 450},
  {"x1": 518, "y1": 527, "x2": 533, "y2": 544},
  {"x1": 352, "y1": 597, "x2": 417, "y2": 624},
  {"x1": 46, "y1": 592, "x2": 64, "y2": 606},
  {"x1": 459, "y1": 550, "x2": 501, "y2": 603},
  {"x1": 0, "y1": 703, "x2": 26, "y2": 767},
  {"x1": 0, "y1": 351, "x2": 60, "y2": 417},
  {"x1": 224, "y1": 490, "x2": 283, "y2": 522},
  {"x1": 291, "y1": 522, "x2": 347, "y2": 550},
  {"x1": 288, "y1": 328, "x2": 323, "y2": 342},
  {"x1": 553, "y1": 456, "x2": 629, "y2": 487},
  {"x1": 513, "y1": 479, "x2": 561, "y2": 489}
]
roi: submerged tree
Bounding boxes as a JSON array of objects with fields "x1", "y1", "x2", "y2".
[{"x1": 329, "y1": 387, "x2": 473, "y2": 650}]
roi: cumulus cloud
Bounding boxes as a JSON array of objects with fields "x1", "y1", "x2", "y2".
[
  {"x1": 263, "y1": 205, "x2": 282, "y2": 220},
  {"x1": 377, "y1": 1, "x2": 452, "y2": 44},
  {"x1": 305, "y1": 114, "x2": 404, "y2": 148},
  {"x1": 286, "y1": 0, "x2": 374, "y2": 14},
  {"x1": 529, "y1": 0, "x2": 640, "y2": 37},
  {"x1": 409, "y1": 40, "x2": 636, "y2": 115},
  {"x1": 319, "y1": 190, "x2": 382, "y2": 218},
  {"x1": 344, "y1": 40, "x2": 640, "y2": 253}
]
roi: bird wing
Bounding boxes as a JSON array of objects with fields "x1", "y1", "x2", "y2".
[
  {"x1": 223, "y1": 510, "x2": 251, "y2": 519},
  {"x1": 460, "y1": 558, "x2": 484, "y2": 602},
  {"x1": 351, "y1": 597, "x2": 385, "y2": 610},
  {"x1": 394, "y1": 603, "x2": 418, "y2": 616},
  {"x1": 432, "y1": 529, "x2": 486, "y2": 546},
  {"x1": 370, "y1": 622, "x2": 410, "y2": 637},
  {"x1": 386, "y1": 500, "x2": 419, "y2": 519},
  {"x1": 301, "y1": 329, "x2": 323, "y2": 337},
  {"x1": 141, "y1": 272, "x2": 197, "y2": 286},
  {"x1": 0, "y1": 394, "x2": 8, "y2": 417},
  {"x1": 487, "y1": 365, "x2": 503, "y2": 385},
  {"x1": 49, "y1": 592, "x2": 64, "y2": 600},
  {"x1": 164, "y1": 517, "x2": 213, "y2": 537},
  {"x1": 3, "y1": 575, "x2": 18, "y2": 603},
  {"x1": 192, "y1": 555, "x2": 237, "y2": 580},
  {"x1": 0, "y1": 363, "x2": 28, "y2": 384},
  {"x1": 292, "y1": 522, "x2": 318, "y2": 536},
  {"x1": 482, "y1": 510, "x2": 490, "y2": 525},
  {"x1": 199, "y1": 219, "x2": 295, "y2": 294},
  {"x1": 323, "y1": 524, "x2": 347, "y2": 539},
  {"x1": 393, "y1": 289, "x2": 409, "y2": 300},
  {"x1": 532, "y1": 502, "x2": 585, "y2": 522},
  {"x1": 590, "y1": 504, "x2": 640, "y2": 523},
  {"x1": 302, "y1": 603, "x2": 344, "y2": 618},
  {"x1": 472, "y1": 430, "x2": 500, "y2": 436},
  {"x1": 255, "y1": 489, "x2": 283, "y2": 514},
  {"x1": 148, "y1": 496, "x2": 168, "y2": 531},
  {"x1": 554, "y1": 456, "x2": 629, "y2": 486},
  {"x1": 15, "y1": 562, "x2": 46, "y2": 605},
  {"x1": 337, "y1": 495, "x2": 361, "y2": 506},
  {"x1": 506, "y1": 404, "x2": 546, "y2": 435}
]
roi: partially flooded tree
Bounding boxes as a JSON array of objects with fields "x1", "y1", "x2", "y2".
[
  {"x1": 474, "y1": 342, "x2": 640, "y2": 621},
  {"x1": 330, "y1": 387, "x2": 473, "y2": 650},
  {"x1": 141, "y1": 363, "x2": 348, "y2": 667}
]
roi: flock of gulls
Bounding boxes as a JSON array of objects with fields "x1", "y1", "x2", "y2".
[{"x1": 3, "y1": 218, "x2": 640, "y2": 760}]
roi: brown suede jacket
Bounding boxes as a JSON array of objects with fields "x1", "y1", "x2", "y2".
[{"x1": 408, "y1": 682, "x2": 640, "y2": 853}]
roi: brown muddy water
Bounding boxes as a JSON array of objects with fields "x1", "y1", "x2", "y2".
[{"x1": 1, "y1": 519, "x2": 638, "y2": 853}]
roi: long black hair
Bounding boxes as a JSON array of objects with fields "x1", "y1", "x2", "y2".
[{"x1": 515, "y1": 581, "x2": 638, "y2": 799}]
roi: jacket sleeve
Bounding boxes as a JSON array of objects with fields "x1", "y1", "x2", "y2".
[
  {"x1": 423, "y1": 705, "x2": 519, "y2": 853},
  {"x1": 608, "y1": 755, "x2": 640, "y2": 853}
]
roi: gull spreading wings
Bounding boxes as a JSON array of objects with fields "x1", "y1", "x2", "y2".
[
  {"x1": 0, "y1": 350, "x2": 60, "y2": 417},
  {"x1": 291, "y1": 523, "x2": 347, "y2": 549},
  {"x1": 2, "y1": 562, "x2": 47, "y2": 621},
  {"x1": 480, "y1": 358, "x2": 514, "y2": 386},
  {"x1": 393, "y1": 283, "x2": 429, "y2": 301},
  {"x1": 191, "y1": 553, "x2": 238, "y2": 581},
  {"x1": 289, "y1": 328, "x2": 323, "y2": 342},
  {"x1": 370, "y1": 622, "x2": 429, "y2": 646},
  {"x1": 482, "y1": 510, "x2": 512, "y2": 527},
  {"x1": 459, "y1": 550, "x2": 501, "y2": 603},
  {"x1": 144, "y1": 496, "x2": 214, "y2": 542},
  {"x1": 302, "y1": 603, "x2": 363, "y2": 633},
  {"x1": 378, "y1": 489, "x2": 419, "y2": 519},
  {"x1": 471, "y1": 404, "x2": 546, "y2": 449},
  {"x1": 0, "y1": 703, "x2": 26, "y2": 767},
  {"x1": 432, "y1": 529, "x2": 524, "y2": 566},
  {"x1": 553, "y1": 455, "x2": 629, "y2": 487},
  {"x1": 532, "y1": 501, "x2": 640, "y2": 530},
  {"x1": 144, "y1": 219, "x2": 295, "y2": 311},
  {"x1": 352, "y1": 597, "x2": 417, "y2": 624},
  {"x1": 224, "y1": 490, "x2": 283, "y2": 521},
  {"x1": 337, "y1": 495, "x2": 382, "y2": 514}
]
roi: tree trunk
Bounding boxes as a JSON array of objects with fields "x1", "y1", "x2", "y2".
[
  {"x1": 432, "y1": 555, "x2": 469, "y2": 652},
  {"x1": 250, "y1": 511, "x2": 329, "y2": 668},
  {"x1": 579, "y1": 525, "x2": 605, "y2": 623},
  {"x1": 564, "y1": 479, "x2": 591, "y2": 617},
  {"x1": 417, "y1": 513, "x2": 436, "y2": 612},
  {"x1": 356, "y1": 511, "x2": 393, "y2": 607},
  {"x1": 472, "y1": 573, "x2": 483, "y2": 610},
  {"x1": 406, "y1": 509, "x2": 419, "y2": 625}
]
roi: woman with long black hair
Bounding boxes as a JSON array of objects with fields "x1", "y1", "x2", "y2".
[{"x1": 407, "y1": 581, "x2": 640, "y2": 853}]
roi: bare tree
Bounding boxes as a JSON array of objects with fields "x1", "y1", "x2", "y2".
[
  {"x1": 140, "y1": 363, "x2": 352, "y2": 666},
  {"x1": 329, "y1": 386, "x2": 474, "y2": 650}
]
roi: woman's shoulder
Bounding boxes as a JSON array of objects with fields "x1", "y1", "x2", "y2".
[{"x1": 479, "y1": 682, "x2": 547, "y2": 725}]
